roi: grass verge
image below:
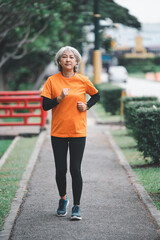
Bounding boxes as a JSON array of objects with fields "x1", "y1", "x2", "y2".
[
  {"x1": 111, "y1": 129, "x2": 160, "y2": 210},
  {"x1": 92, "y1": 102, "x2": 124, "y2": 123},
  {"x1": 0, "y1": 136, "x2": 38, "y2": 231},
  {"x1": 129, "y1": 72, "x2": 146, "y2": 79},
  {"x1": 93, "y1": 103, "x2": 160, "y2": 210},
  {"x1": 0, "y1": 139, "x2": 13, "y2": 158}
]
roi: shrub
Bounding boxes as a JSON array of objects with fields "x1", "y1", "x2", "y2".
[
  {"x1": 133, "y1": 107, "x2": 160, "y2": 164},
  {"x1": 96, "y1": 83, "x2": 124, "y2": 115},
  {"x1": 124, "y1": 100, "x2": 160, "y2": 129},
  {"x1": 123, "y1": 96, "x2": 158, "y2": 123},
  {"x1": 123, "y1": 96, "x2": 158, "y2": 108},
  {"x1": 118, "y1": 57, "x2": 160, "y2": 73},
  {"x1": 154, "y1": 56, "x2": 160, "y2": 65}
]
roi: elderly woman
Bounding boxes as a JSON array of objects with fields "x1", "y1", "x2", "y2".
[{"x1": 41, "y1": 46, "x2": 100, "y2": 220}]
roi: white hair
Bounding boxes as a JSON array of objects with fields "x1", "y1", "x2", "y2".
[{"x1": 55, "y1": 46, "x2": 81, "y2": 72}]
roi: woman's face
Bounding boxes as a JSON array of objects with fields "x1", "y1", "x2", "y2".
[{"x1": 60, "y1": 50, "x2": 77, "y2": 71}]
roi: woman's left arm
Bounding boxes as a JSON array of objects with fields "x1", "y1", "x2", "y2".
[
  {"x1": 86, "y1": 92, "x2": 100, "y2": 109},
  {"x1": 77, "y1": 92, "x2": 100, "y2": 112}
]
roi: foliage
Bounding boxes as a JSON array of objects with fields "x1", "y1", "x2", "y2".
[
  {"x1": 0, "y1": 0, "x2": 141, "y2": 90},
  {"x1": 154, "y1": 56, "x2": 160, "y2": 65},
  {"x1": 134, "y1": 107, "x2": 160, "y2": 164},
  {"x1": 99, "y1": 0, "x2": 141, "y2": 29},
  {"x1": 3, "y1": 51, "x2": 51, "y2": 90},
  {"x1": 96, "y1": 83, "x2": 123, "y2": 115},
  {"x1": 111, "y1": 128, "x2": 160, "y2": 210},
  {"x1": 0, "y1": 0, "x2": 141, "y2": 68},
  {"x1": 123, "y1": 96, "x2": 158, "y2": 129},
  {"x1": 123, "y1": 96, "x2": 158, "y2": 107},
  {"x1": 124, "y1": 100, "x2": 160, "y2": 130},
  {"x1": 123, "y1": 96, "x2": 160, "y2": 163},
  {"x1": 119, "y1": 57, "x2": 160, "y2": 73},
  {"x1": 101, "y1": 37, "x2": 113, "y2": 53}
]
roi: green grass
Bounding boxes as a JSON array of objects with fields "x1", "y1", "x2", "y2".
[
  {"x1": 93, "y1": 103, "x2": 160, "y2": 210},
  {"x1": 111, "y1": 129, "x2": 160, "y2": 210},
  {"x1": 0, "y1": 139, "x2": 12, "y2": 158},
  {"x1": 0, "y1": 136, "x2": 38, "y2": 231},
  {"x1": 111, "y1": 129, "x2": 152, "y2": 167},
  {"x1": 93, "y1": 102, "x2": 124, "y2": 122},
  {"x1": 134, "y1": 168, "x2": 160, "y2": 209},
  {"x1": 129, "y1": 72, "x2": 145, "y2": 79}
]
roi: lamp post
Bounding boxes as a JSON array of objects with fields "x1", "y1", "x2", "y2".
[{"x1": 93, "y1": 0, "x2": 102, "y2": 84}]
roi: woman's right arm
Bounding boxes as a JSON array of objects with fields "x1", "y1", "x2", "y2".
[
  {"x1": 42, "y1": 88, "x2": 70, "y2": 111},
  {"x1": 42, "y1": 96, "x2": 59, "y2": 111}
]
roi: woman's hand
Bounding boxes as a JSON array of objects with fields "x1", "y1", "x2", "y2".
[
  {"x1": 57, "y1": 88, "x2": 70, "y2": 103},
  {"x1": 77, "y1": 101, "x2": 88, "y2": 112}
]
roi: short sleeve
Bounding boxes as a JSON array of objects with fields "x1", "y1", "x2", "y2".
[
  {"x1": 85, "y1": 78, "x2": 98, "y2": 96},
  {"x1": 41, "y1": 77, "x2": 52, "y2": 99}
]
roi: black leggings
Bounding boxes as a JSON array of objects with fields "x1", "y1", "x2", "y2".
[{"x1": 51, "y1": 136, "x2": 86, "y2": 205}]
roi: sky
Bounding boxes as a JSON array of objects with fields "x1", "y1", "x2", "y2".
[{"x1": 115, "y1": 0, "x2": 160, "y2": 24}]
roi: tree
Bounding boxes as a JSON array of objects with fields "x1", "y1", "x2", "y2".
[
  {"x1": 0, "y1": 0, "x2": 141, "y2": 90},
  {"x1": 0, "y1": 0, "x2": 62, "y2": 68},
  {"x1": 0, "y1": 0, "x2": 71, "y2": 89},
  {"x1": 99, "y1": 0, "x2": 141, "y2": 29},
  {"x1": 0, "y1": 0, "x2": 140, "y2": 68},
  {"x1": 102, "y1": 37, "x2": 113, "y2": 53}
]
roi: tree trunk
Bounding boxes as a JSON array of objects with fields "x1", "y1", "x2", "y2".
[
  {"x1": 0, "y1": 68, "x2": 5, "y2": 91},
  {"x1": 32, "y1": 62, "x2": 57, "y2": 90}
]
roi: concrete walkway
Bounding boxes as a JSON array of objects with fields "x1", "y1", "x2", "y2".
[{"x1": 10, "y1": 112, "x2": 160, "y2": 240}]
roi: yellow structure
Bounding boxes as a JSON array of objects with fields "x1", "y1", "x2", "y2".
[
  {"x1": 79, "y1": 58, "x2": 85, "y2": 75},
  {"x1": 120, "y1": 90, "x2": 126, "y2": 116},
  {"x1": 124, "y1": 36, "x2": 154, "y2": 58},
  {"x1": 134, "y1": 36, "x2": 146, "y2": 53},
  {"x1": 93, "y1": 50, "x2": 102, "y2": 84}
]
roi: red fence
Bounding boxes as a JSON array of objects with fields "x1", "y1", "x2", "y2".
[{"x1": 0, "y1": 91, "x2": 47, "y2": 127}]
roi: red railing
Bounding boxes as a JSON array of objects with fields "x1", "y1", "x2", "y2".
[{"x1": 0, "y1": 91, "x2": 47, "y2": 127}]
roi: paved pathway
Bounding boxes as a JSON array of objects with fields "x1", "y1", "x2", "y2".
[{"x1": 10, "y1": 112, "x2": 160, "y2": 240}]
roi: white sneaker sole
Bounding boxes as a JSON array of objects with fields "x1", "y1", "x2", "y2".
[
  {"x1": 70, "y1": 215, "x2": 82, "y2": 221},
  {"x1": 57, "y1": 200, "x2": 69, "y2": 217}
]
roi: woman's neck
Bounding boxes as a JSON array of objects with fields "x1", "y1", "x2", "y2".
[{"x1": 62, "y1": 70, "x2": 75, "y2": 78}]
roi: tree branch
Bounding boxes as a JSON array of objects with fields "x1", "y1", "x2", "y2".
[
  {"x1": 0, "y1": 21, "x2": 48, "y2": 68},
  {"x1": 26, "y1": 22, "x2": 49, "y2": 44},
  {"x1": 0, "y1": 3, "x2": 7, "y2": 9},
  {"x1": 0, "y1": 25, "x2": 30, "y2": 67},
  {"x1": 0, "y1": 15, "x2": 8, "y2": 25},
  {"x1": 0, "y1": 19, "x2": 25, "y2": 42},
  {"x1": 12, "y1": 47, "x2": 27, "y2": 60},
  {"x1": 0, "y1": 54, "x2": 10, "y2": 68}
]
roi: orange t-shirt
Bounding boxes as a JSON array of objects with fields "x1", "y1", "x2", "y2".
[{"x1": 41, "y1": 72, "x2": 98, "y2": 137}]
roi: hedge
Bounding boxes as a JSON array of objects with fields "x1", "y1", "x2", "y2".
[
  {"x1": 124, "y1": 100, "x2": 160, "y2": 130},
  {"x1": 118, "y1": 57, "x2": 160, "y2": 73},
  {"x1": 123, "y1": 96, "x2": 158, "y2": 126},
  {"x1": 133, "y1": 107, "x2": 160, "y2": 164},
  {"x1": 123, "y1": 96, "x2": 158, "y2": 108},
  {"x1": 96, "y1": 83, "x2": 124, "y2": 115}
]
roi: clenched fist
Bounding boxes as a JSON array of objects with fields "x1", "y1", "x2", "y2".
[
  {"x1": 77, "y1": 101, "x2": 88, "y2": 112},
  {"x1": 57, "y1": 88, "x2": 70, "y2": 102}
]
